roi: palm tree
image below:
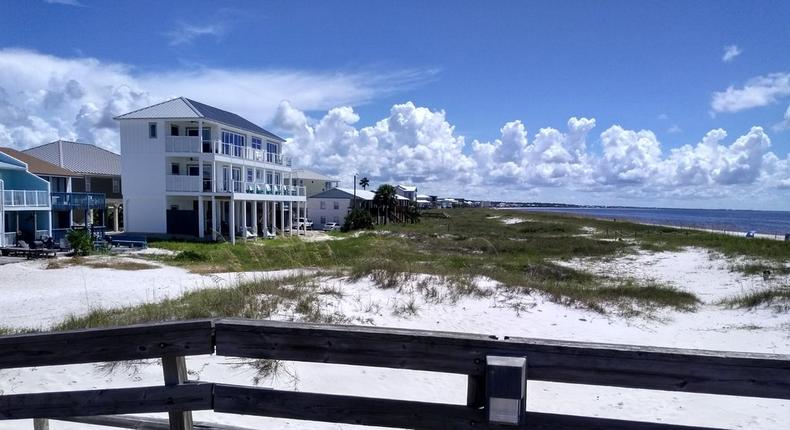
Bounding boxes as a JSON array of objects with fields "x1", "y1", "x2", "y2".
[
  {"x1": 373, "y1": 184, "x2": 397, "y2": 224},
  {"x1": 359, "y1": 177, "x2": 370, "y2": 190}
]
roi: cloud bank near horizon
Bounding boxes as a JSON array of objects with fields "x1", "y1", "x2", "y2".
[
  {"x1": 275, "y1": 101, "x2": 790, "y2": 203},
  {"x1": 0, "y1": 48, "x2": 787, "y2": 207}
]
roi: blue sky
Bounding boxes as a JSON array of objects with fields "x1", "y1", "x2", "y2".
[{"x1": 1, "y1": 0, "x2": 789, "y2": 208}]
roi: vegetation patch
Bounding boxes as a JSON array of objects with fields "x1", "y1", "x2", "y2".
[
  {"x1": 719, "y1": 287, "x2": 790, "y2": 312},
  {"x1": 52, "y1": 275, "x2": 356, "y2": 331}
]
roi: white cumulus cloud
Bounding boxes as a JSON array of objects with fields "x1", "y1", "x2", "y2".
[
  {"x1": 711, "y1": 72, "x2": 790, "y2": 113},
  {"x1": 0, "y1": 48, "x2": 435, "y2": 152}
]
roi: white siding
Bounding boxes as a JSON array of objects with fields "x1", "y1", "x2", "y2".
[
  {"x1": 120, "y1": 120, "x2": 167, "y2": 233},
  {"x1": 306, "y1": 197, "x2": 351, "y2": 229}
]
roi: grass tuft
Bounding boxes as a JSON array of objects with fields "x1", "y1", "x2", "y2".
[{"x1": 720, "y1": 287, "x2": 790, "y2": 311}]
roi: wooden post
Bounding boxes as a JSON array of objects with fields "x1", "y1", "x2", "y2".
[
  {"x1": 485, "y1": 356, "x2": 527, "y2": 426},
  {"x1": 162, "y1": 355, "x2": 193, "y2": 430},
  {"x1": 32, "y1": 418, "x2": 49, "y2": 430}
]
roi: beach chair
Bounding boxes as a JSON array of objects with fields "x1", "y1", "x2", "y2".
[{"x1": 265, "y1": 184, "x2": 272, "y2": 195}]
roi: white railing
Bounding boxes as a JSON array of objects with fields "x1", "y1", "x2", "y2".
[
  {"x1": 35, "y1": 229, "x2": 49, "y2": 240},
  {"x1": 166, "y1": 137, "x2": 294, "y2": 167},
  {"x1": 2, "y1": 190, "x2": 50, "y2": 208},
  {"x1": 165, "y1": 136, "x2": 203, "y2": 153},
  {"x1": 230, "y1": 182, "x2": 306, "y2": 197},
  {"x1": 2, "y1": 232, "x2": 16, "y2": 247},
  {"x1": 166, "y1": 175, "x2": 202, "y2": 192}
]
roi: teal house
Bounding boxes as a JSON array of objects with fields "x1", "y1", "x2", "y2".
[{"x1": 0, "y1": 151, "x2": 52, "y2": 247}]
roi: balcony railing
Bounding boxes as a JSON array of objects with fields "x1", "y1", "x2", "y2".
[
  {"x1": 166, "y1": 175, "x2": 202, "y2": 192},
  {"x1": 165, "y1": 136, "x2": 292, "y2": 167},
  {"x1": 51, "y1": 192, "x2": 105, "y2": 210},
  {"x1": 229, "y1": 181, "x2": 306, "y2": 197},
  {"x1": 2, "y1": 190, "x2": 50, "y2": 208}
]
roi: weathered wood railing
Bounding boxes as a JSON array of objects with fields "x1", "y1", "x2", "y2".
[{"x1": 1, "y1": 318, "x2": 788, "y2": 430}]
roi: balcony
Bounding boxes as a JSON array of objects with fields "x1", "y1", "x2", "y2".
[
  {"x1": 165, "y1": 136, "x2": 292, "y2": 167},
  {"x1": 2, "y1": 190, "x2": 50, "y2": 208},
  {"x1": 228, "y1": 181, "x2": 306, "y2": 197},
  {"x1": 166, "y1": 175, "x2": 203, "y2": 192},
  {"x1": 50, "y1": 192, "x2": 106, "y2": 211}
]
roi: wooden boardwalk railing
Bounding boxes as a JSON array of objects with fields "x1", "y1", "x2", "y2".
[{"x1": 0, "y1": 318, "x2": 788, "y2": 430}]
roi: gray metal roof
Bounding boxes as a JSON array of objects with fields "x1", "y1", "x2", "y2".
[
  {"x1": 292, "y1": 169, "x2": 339, "y2": 181},
  {"x1": 112, "y1": 97, "x2": 201, "y2": 119},
  {"x1": 115, "y1": 97, "x2": 285, "y2": 142},
  {"x1": 310, "y1": 187, "x2": 375, "y2": 201},
  {"x1": 23, "y1": 140, "x2": 121, "y2": 176}
]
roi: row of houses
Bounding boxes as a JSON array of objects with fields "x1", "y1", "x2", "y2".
[{"x1": 1, "y1": 96, "x2": 486, "y2": 246}]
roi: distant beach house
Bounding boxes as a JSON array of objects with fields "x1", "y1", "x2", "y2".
[
  {"x1": 307, "y1": 187, "x2": 374, "y2": 230},
  {"x1": 416, "y1": 193, "x2": 433, "y2": 209},
  {"x1": 114, "y1": 97, "x2": 306, "y2": 243},
  {"x1": 0, "y1": 151, "x2": 51, "y2": 246},
  {"x1": 291, "y1": 169, "x2": 340, "y2": 197},
  {"x1": 23, "y1": 140, "x2": 123, "y2": 235},
  {"x1": 395, "y1": 184, "x2": 417, "y2": 201}
]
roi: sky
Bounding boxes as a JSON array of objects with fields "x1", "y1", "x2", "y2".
[{"x1": 0, "y1": 0, "x2": 789, "y2": 209}]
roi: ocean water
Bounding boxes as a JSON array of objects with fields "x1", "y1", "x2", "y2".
[{"x1": 515, "y1": 207, "x2": 790, "y2": 236}]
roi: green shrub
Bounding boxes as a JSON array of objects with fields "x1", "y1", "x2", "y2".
[
  {"x1": 66, "y1": 229, "x2": 92, "y2": 256},
  {"x1": 342, "y1": 208, "x2": 374, "y2": 232}
]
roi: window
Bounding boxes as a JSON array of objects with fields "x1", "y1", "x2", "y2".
[
  {"x1": 267, "y1": 141, "x2": 279, "y2": 154},
  {"x1": 171, "y1": 163, "x2": 180, "y2": 175},
  {"x1": 320, "y1": 201, "x2": 326, "y2": 209},
  {"x1": 112, "y1": 178, "x2": 120, "y2": 193},
  {"x1": 85, "y1": 177, "x2": 92, "y2": 192},
  {"x1": 187, "y1": 164, "x2": 199, "y2": 176},
  {"x1": 274, "y1": 173, "x2": 280, "y2": 185},
  {"x1": 246, "y1": 168, "x2": 254, "y2": 183},
  {"x1": 255, "y1": 169, "x2": 263, "y2": 181},
  {"x1": 333, "y1": 201, "x2": 339, "y2": 210},
  {"x1": 149, "y1": 123, "x2": 157, "y2": 138},
  {"x1": 170, "y1": 125, "x2": 179, "y2": 136},
  {"x1": 251, "y1": 137, "x2": 262, "y2": 150},
  {"x1": 266, "y1": 172, "x2": 273, "y2": 184},
  {"x1": 320, "y1": 216, "x2": 326, "y2": 225},
  {"x1": 221, "y1": 130, "x2": 245, "y2": 157}
]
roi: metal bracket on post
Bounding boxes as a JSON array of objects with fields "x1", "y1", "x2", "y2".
[
  {"x1": 162, "y1": 355, "x2": 194, "y2": 430},
  {"x1": 485, "y1": 355, "x2": 527, "y2": 426}
]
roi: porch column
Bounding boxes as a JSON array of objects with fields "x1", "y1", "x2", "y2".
[
  {"x1": 265, "y1": 201, "x2": 269, "y2": 235},
  {"x1": 212, "y1": 161, "x2": 217, "y2": 193},
  {"x1": 198, "y1": 197, "x2": 205, "y2": 239},
  {"x1": 280, "y1": 201, "x2": 285, "y2": 238},
  {"x1": 211, "y1": 197, "x2": 217, "y2": 241},
  {"x1": 113, "y1": 204, "x2": 120, "y2": 231},
  {"x1": 252, "y1": 200, "x2": 258, "y2": 236},
  {"x1": 48, "y1": 209, "x2": 52, "y2": 238},
  {"x1": 241, "y1": 200, "x2": 247, "y2": 241},
  {"x1": 302, "y1": 201, "x2": 307, "y2": 235},
  {"x1": 33, "y1": 212, "x2": 37, "y2": 240},
  {"x1": 229, "y1": 198, "x2": 236, "y2": 244},
  {"x1": 289, "y1": 201, "x2": 294, "y2": 236}
]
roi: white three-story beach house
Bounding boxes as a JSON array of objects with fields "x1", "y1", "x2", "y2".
[{"x1": 115, "y1": 97, "x2": 306, "y2": 243}]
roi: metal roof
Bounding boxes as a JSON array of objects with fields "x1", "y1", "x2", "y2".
[
  {"x1": 113, "y1": 97, "x2": 201, "y2": 119},
  {"x1": 23, "y1": 140, "x2": 121, "y2": 176},
  {"x1": 292, "y1": 168, "x2": 338, "y2": 181},
  {"x1": 115, "y1": 97, "x2": 285, "y2": 142},
  {"x1": 0, "y1": 147, "x2": 77, "y2": 177},
  {"x1": 310, "y1": 187, "x2": 376, "y2": 201}
]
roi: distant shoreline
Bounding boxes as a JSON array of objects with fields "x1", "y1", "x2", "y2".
[{"x1": 505, "y1": 207, "x2": 790, "y2": 241}]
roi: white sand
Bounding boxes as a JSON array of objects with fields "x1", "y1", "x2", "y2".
[{"x1": 0, "y1": 251, "x2": 788, "y2": 429}]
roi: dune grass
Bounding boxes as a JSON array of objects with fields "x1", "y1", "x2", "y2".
[
  {"x1": 46, "y1": 257, "x2": 157, "y2": 271},
  {"x1": 53, "y1": 275, "x2": 352, "y2": 331},
  {"x1": 720, "y1": 287, "x2": 790, "y2": 311},
  {"x1": 139, "y1": 209, "x2": 705, "y2": 316}
]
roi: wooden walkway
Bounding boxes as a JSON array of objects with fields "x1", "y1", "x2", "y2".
[{"x1": 0, "y1": 318, "x2": 788, "y2": 429}]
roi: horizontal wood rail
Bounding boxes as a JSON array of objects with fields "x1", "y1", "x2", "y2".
[{"x1": 0, "y1": 318, "x2": 787, "y2": 430}]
